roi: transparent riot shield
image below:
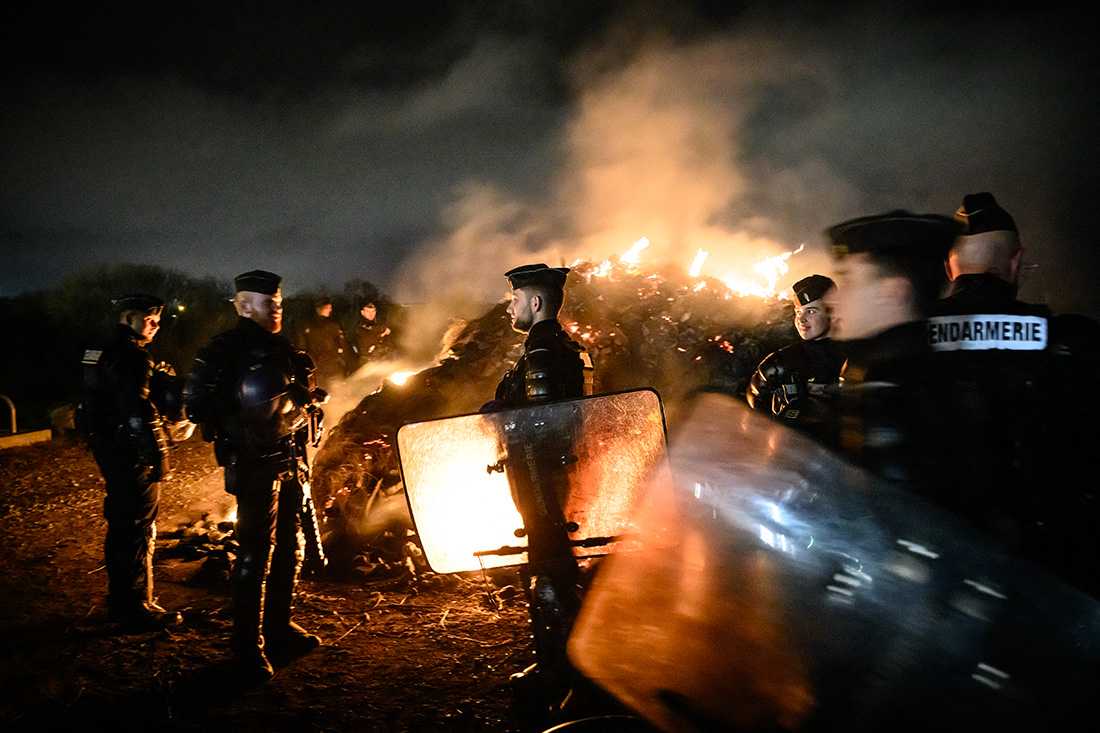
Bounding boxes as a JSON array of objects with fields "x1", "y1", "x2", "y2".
[
  {"x1": 568, "y1": 392, "x2": 1100, "y2": 732},
  {"x1": 396, "y1": 388, "x2": 668, "y2": 575}
]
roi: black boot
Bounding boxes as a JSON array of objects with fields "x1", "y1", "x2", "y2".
[
  {"x1": 110, "y1": 599, "x2": 183, "y2": 632},
  {"x1": 263, "y1": 528, "x2": 320, "y2": 664},
  {"x1": 231, "y1": 547, "x2": 274, "y2": 683},
  {"x1": 108, "y1": 531, "x2": 181, "y2": 632}
]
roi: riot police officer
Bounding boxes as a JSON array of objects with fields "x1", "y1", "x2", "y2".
[
  {"x1": 299, "y1": 297, "x2": 350, "y2": 391},
  {"x1": 482, "y1": 263, "x2": 588, "y2": 412},
  {"x1": 825, "y1": 209, "x2": 960, "y2": 484},
  {"x1": 183, "y1": 270, "x2": 327, "y2": 682},
  {"x1": 928, "y1": 193, "x2": 1100, "y2": 595},
  {"x1": 80, "y1": 293, "x2": 181, "y2": 630},
  {"x1": 479, "y1": 264, "x2": 591, "y2": 714},
  {"x1": 746, "y1": 274, "x2": 845, "y2": 425}
]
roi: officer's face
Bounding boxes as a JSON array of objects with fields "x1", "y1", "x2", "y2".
[
  {"x1": 507, "y1": 288, "x2": 535, "y2": 333},
  {"x1": 361, "y1": 305, "x2": 377, "y2": 321},
  {"x1": 830, "y1": 254, "x2": 897, "y2": 340},
  {"x1": 794, "y1": 295, "x2": 833, "y2": 340},
  {"x1": 252, "y1": 291, "x2": 283, "y2": 333},
  {"x1": 126, "y1": 311, "x2": 161, "y2": 345}
]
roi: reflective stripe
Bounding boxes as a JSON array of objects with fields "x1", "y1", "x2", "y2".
[{"x1": 927, "y1": 314, "x2": 1047, "y2": 351}]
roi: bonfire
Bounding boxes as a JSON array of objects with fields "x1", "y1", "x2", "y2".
[{"x1": 311, "y1": 246, "x2": 802, "y2": 575}]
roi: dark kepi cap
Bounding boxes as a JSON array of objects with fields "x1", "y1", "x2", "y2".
[
  {"x1": 828, "y1": 210, "x2": 960, "y2": 260},
  {"x1": 116, "y1": 293, "x2": 164, "y2": 314},
  {"x1": 790, "y1": 274, "x2": 835, "y2": 305},
  {"x1": 235, "y1": 270, "x2": 282, "y2": 295},
  {"x1": 955, "y1": 192, "x2": 1017, "y2": 235},
  {"x1": 505, "y1": 263, "x2": 570, "y2": 290}
]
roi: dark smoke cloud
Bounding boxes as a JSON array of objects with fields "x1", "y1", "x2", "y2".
[{"x1": 2, "y1": 2, "x2": 1097, "y2": 323}]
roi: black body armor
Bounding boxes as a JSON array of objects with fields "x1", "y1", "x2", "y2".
[
  {"x1": 80, "y1": 323, "x2": 169, "y2": 479},
  {"x1": 746, "y1": 338, "x2": 845, "y2": 422},
  {"x1": 184, "y1": 317, "x2": 317, "y2": 471},
  {"x1": 491, "y1": 319, "x2": 587, "y2": 410}
]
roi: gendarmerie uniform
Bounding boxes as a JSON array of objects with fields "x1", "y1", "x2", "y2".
[
  {"x1": 747, "y1": 274, "x2": 845, "y2": 424},
  {"x1": 480, "y1": 264, "x2": 590, "y2": 702},
  {"x1": 183, "y1": 270, "x2": 324, "y2": 680},
  {"x1": 825, "y1": 210, "x2": 961, "y2": 486},
  {"x1": 488, "y1": 264, "x2": 587, "y2": 410},
  {"x1": 926, "y1": 194, "x2": 1100, "y2": 596},
  {"x1": 80, "y1": 293, "x2": 179, "y2": 629},
  {"x1": 299, "y1": 299, "x2": 349, "y2": 391}
]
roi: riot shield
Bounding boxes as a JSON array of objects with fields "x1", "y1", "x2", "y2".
[
  {"x1": 396, "y1": 388, "x2": 669, "y2": 575},
  {"x1": 568, "y1": 392, "x2": 1100, "y2": 732}
]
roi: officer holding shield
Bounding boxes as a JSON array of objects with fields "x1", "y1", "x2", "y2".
[
  {"x1": 184, "y1": 270, "x2": 327, "y2": 682},
  {"x1": 483, "y1": 263, "x2": 588, "y2": 412}
]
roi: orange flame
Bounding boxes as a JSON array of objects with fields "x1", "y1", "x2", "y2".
[
  {"x1": 719, "y1": 244, "x2": 805, "y2": 298},
  {"x1": 689, "y1": 249, "x2": 708, "y2": 277},
  {"x1": 585, "y1": 236, "x2": 804, "y2": 298}
]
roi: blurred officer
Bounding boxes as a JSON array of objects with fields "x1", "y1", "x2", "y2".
[
  {"x1": 184, "y1": 270, "x2": 327, "y2": 682},
  {"x1": 746, "y1": 274, "x2": 845, "y2": 424},
  {"x1": 928, "y1": 193, "x2": 1100, "y2": 594},
  {"x1": 482, "y1": 264, "x2": 588, "y2": 412},
  {"x1": 80, "y1": 293, "x2": 181, "y2": 630},
  {"x1": 300, "y1": 296, "x2": 350, "y2": 391},
  {"x1": 825, "y1": 210, "x2": 960, "y2": 483}
]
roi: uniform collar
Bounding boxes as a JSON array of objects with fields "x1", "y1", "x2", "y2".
[
  {"x1": 947, "y1": 273, "x2": 1017, "y2": 301},
  {"x1": 526, "y1": 318, "x2": 563, "y2": 340}
]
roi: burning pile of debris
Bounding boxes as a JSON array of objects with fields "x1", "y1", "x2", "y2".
[{"x1": 311, "y1": 255, "x2": 799, "y2": 572}]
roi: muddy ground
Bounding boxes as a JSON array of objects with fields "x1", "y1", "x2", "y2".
[{"x1": 0, "y1": 434, "x2": 577, "y2": 732}]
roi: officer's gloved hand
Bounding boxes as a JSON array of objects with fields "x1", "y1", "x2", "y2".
[{"x1": 310, "y1": 388, "x2": 329, "y2": 405}]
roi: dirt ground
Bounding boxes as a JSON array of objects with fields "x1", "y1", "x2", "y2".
[{"x1": 0, "y1": 434, "x2": 550, "y2": 732}]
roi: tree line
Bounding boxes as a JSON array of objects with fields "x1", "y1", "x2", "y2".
[{"x1": 0, "y1": 264, "x2": 395, "y2": 432}]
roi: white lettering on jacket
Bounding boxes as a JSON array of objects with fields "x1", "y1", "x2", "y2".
[{"x1": 927, "y1": 314, "x2": 1048, "y2": 351}]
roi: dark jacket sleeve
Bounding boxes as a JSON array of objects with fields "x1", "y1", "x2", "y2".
[
  {"x1": 106, "y1": 342, "x2": 167, "y2": 475},
  {"x1": 746, "y1": 350, "x2": 785, "y2": 414},
  {"x1": 183, "y1": 337, "x2": 230, "y2": 432}
]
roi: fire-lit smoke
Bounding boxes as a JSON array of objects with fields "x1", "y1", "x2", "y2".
[{"x1": 391, "y1": 29, "x2": 837, "y2": 337}]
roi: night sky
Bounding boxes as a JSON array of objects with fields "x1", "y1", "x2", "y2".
[{"x1": 3, "y1": 1, "x2": 1099, "y2": 318}]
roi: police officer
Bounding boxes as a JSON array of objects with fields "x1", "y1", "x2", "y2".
[
  {"x1": 299, "y1": 296, "x2": 350, "y2": 391},
  {"x1": 183, "y1": 270, "x2": 327, "y2": 682},
  {"x1": 928, "y1": 193, "x2": 1100, "y2": 594},
  {"x1": 482, "y1": 264, "x2": 588, "y2": 412},
  {"x1": 478, "y1": 264, "x2": 591, "y2": 713},
  {"x1": 824, "y1": 209, "x2": 960, "y2": 484},
  {"x1": 81, "y1": 293, "x2": 181, "y2": 630},
  {"x1": 746, "y1": 274, "x2": 845, "y2": 424},
  {"x1": 353, "y1": 301, "x2": 392, "y2": 365}
]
